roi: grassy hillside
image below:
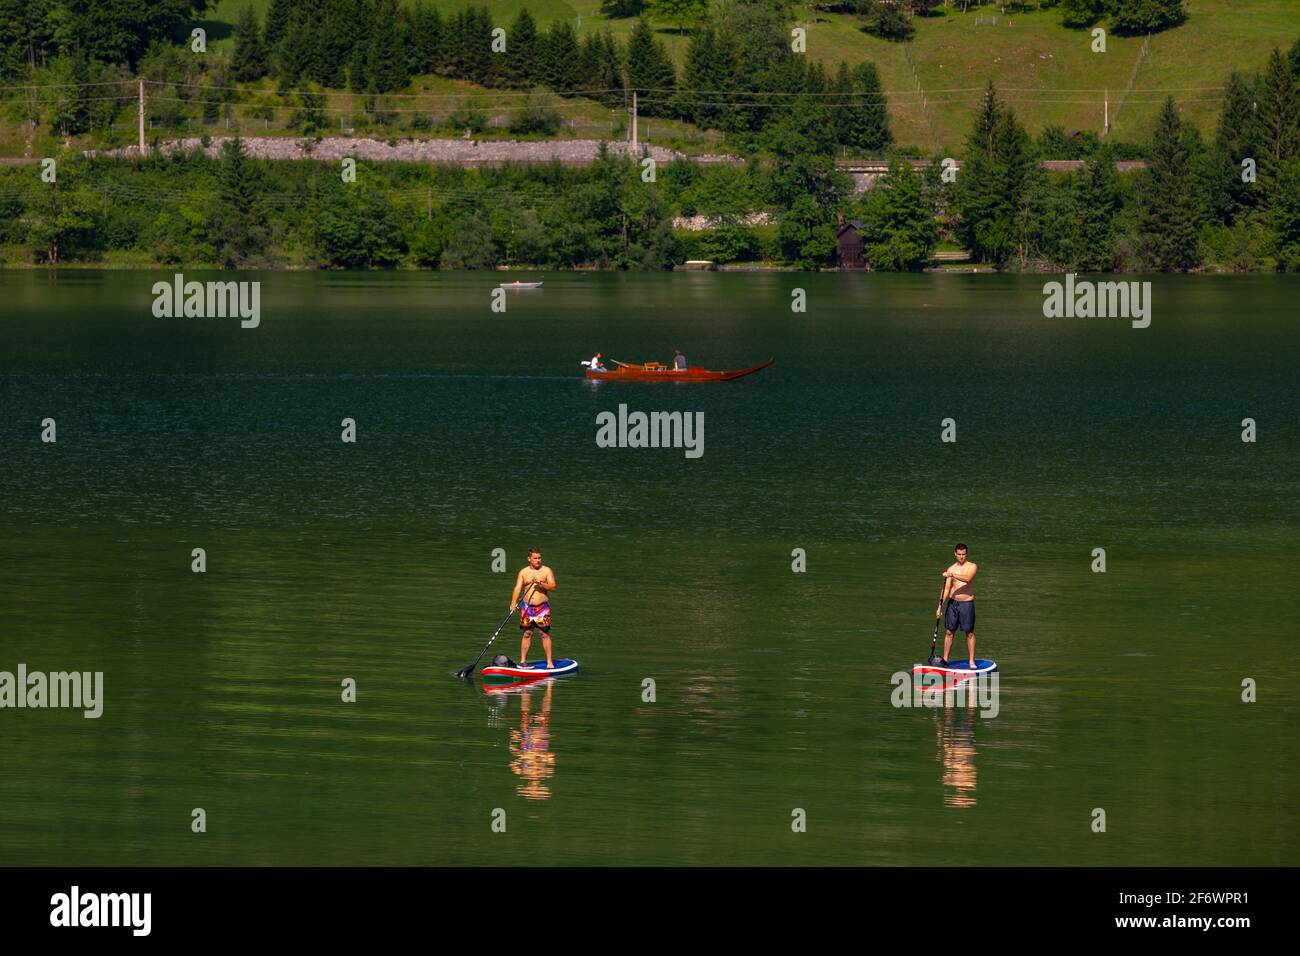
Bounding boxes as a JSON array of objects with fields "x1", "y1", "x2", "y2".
[{"x1": 18, "y1": 0, "x2": 1300, "y2": 157}]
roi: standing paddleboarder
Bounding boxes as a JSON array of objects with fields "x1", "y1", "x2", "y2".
[
  {"x1": 512, "y1": 548, "x2": 557, "y2": 669},
  {"x1": 936, "y1": 543, "x2": 979, "y2": 668}
]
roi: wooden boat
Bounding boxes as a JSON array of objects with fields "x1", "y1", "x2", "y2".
[
  {"x1": 499, "y1": 280, "x2": 543, "y2": 289},
  {"x1": 585, "y1": 358, "x2": 774, "y2": 382}
]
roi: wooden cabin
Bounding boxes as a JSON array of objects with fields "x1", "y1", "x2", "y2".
[{"x1": 836, "y1": 220, "x2": 868, "y2": 271}]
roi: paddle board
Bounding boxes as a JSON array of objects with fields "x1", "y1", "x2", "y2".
[
  {"x1": 912, "y1": 658, "x2": 997, "y2": 678},
  {"x1": 481, "y1": 659, "x2": 579, "y2": 680}
]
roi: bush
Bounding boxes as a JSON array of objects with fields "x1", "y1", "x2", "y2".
[
  {"x1": 1200, "y1": 221, "x2": 1272, "y2": 272},
  {"x1": 440, "y1": 214, "x2": 497, "y2": 269},
  {"x1": 857, "y1": 0, "x2": 915, "y2": 41},
  {"x1": 447, "y1": 104, "x2": 487, "y2": 134},
  {"x1": 508, "y1": 89, "x2": 562, "y2": 136},
  {"x1": 698, "y1": 223, "x2": 761, "y2": 264}
]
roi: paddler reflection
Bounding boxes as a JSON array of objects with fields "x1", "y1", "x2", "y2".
[
  {"x1": 935, "y1": 690, "x2": 979, "y2": 808},
  {"x1": 485, "y1": 678, "x2": 558, "y2": 801}
]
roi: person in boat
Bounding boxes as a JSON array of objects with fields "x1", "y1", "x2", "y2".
[
  {"x1": 582, "y1": 352, "x2": 607, "y2": 372},
  {"x1": 672, "y1": 350, "x2": 687, "y2": 370},
  {"x1": 936, "y1": 543, "x2": 978, "y2": 668},
  {"x1": 512, "y1": 547, "x2": 557, "y2": 668}
]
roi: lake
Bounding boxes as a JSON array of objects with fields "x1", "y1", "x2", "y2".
[{"x1": 1, "y1": 270, "x2": 1296, "y2": 865}]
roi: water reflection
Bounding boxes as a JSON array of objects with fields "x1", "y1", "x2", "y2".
[
  {"x1": 935, "y1": 694, "x2": 979, "y2": 809},
  {"x1": 484, "y1": 678, "x2": 558, "y2": 802}
]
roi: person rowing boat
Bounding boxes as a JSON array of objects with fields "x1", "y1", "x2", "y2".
[
  {"x1": 581, "y1": 352, "x2": 607, "y2": 372},
  {"x1": 512, "y1": 548, "x2": 557, "y2": 669},
  {"x1": 935, "y1": 543, "x2": 979, "y2": 669},
  {"x1": 583, "y1": 358, "x2": 774, "y2": 381}
]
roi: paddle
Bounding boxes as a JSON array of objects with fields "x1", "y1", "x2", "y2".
[
  {"x1": 456, "y1": 582, "x2": 537, "y2": 680},
  {"x1": 929, "y1": 577, "x2": 951, "y2": 664}
]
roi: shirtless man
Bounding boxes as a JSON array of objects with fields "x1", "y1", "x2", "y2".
[
  {"x1": 511, "y1": 548, "x2": 557, "y2": 668},
  {"x1": 936, "y1": 543, "x2": 979, "y2": 668}
]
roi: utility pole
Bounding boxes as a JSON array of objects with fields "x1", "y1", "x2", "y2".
[
  {"x1": 137, "y1": 79, "x2": 145, "y2": 153},
  {"x1": 631, "y1": 90, "x2": 638, "y2": 153},
  {"x1": 1103, "y1": 87, "x2": 1109, "y2": 138}
]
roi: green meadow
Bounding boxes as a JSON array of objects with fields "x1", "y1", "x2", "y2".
[{"x1": 196, "y1": 0, "x2": 1298, "y2": 148}]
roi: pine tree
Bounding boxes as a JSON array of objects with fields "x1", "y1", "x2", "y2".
[
  {"x1": 1272, "y1": 158, "x2": 1300, "y2": 271},
  {"x1": 714, "y1": 25, "x2": 745, "y2": 133},
  {"x1": 314, "y1": 0, "x2": 349, "y2": 88},
  {"x1": 506, "y1": 9, "x2": 539, "y2": 86},
  {"x1": 999, "y1": 109, "x2": 1044, "y2": 266},
  {"x1": 1253, "y1": 49, "x2": 1300, "y2": 202},
  {"x1": 997, "y1": 108, "x2": 1035, "y2": 207},
  {"x1": 303, "y1": 0, "x2": 338, "y2": 88},
  {"x1": 231, "y1": 4, "x2": 267, "y2": 82},
  {"x1": 681, "y1": 23, "x2": 718, "y2": 126},
  {"x1": 452, "y1": 7, "x2": 493, "y2": 84},
  {"x1": 409, "y1": 2, "x2": 445, "y2": 75},
  {"x1": 212, "y1": 138, "x2": 269, "y2": 267},
  {"x1": 1139, "y1": 97, "x2": 1202, "y2": 270},
  {"x1": 278, "y1": 9, "x2": 312, "y2": 86},
  {"x1": 368, "y1": 0, "x2": 409, "y2": 93},
  {"x1": 295, "y1": 89, "x2": 327, "y2": 133},
  {"x1": 541, "y1": 20, "x2": 580, "y2": 94},
  {"x1": 1209, "y1": 70, "x2": 1257, "y2": 223},
  {"x1": 967, "y1": 81, "x2": 1002, "y2": 159},
  {"x1": 851, "y1": 61, "x2": 891, "y2": 152},
  {"x1": 329, "y1": 0, "x2": 370, "y2": 91},
  {"x1": 1216, "y1": 70, "x2": 1257, "y2": 164},
  {"x1": 348, "y1": 44, "x2": 369, "y2": 93},
  {"x1": 624, "y1": 17, "x2": 654, "y2": 94},
  {"x1": 202, "y1": 79, "x2": 221, "y2": 123},
  {"x1": 798, "y1": 60, "x2": 835, "y2": 144},
  {"x1": 955, "y1": 87, "x2": 1035, "y2": 266},
  {"x1": 1071, "y1": 148, "x2": 1120, "y2": 270},
  {"x1": 831, "y1": 61, "x2": 854, "y2": 148},
  {"x1": 625, "y1": 18, "x2": 676, "y2": 117},
  {"x1": 583, "y1": 31, "x2": 624, "y2": 107},
  {"x1": 264, "y1": 0, "x2": 293, "y2": 51}
]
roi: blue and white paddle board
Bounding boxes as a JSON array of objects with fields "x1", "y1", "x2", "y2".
[
  {"x1": 481, "y1": 659, "x2": 579, "y2": 680},
  {"x1": 912, "y1": 658, "x2": 997, "y2": 678}
]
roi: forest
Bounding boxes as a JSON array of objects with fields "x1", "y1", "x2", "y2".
[{"x1": 0, "y1": 1, "x2": 1296, "y2": 271}]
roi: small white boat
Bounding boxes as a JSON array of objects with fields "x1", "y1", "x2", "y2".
[{"x1": 499, "y1": 280, "x2": 543, "y2": 290}]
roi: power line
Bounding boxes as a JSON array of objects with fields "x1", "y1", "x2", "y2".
[
  {"x1": 1, "y1": 77, "x2": 1234, "y2": 100},
  {"x1": 146, "y1": 79, "x2": 631, "y2": 99},
  {"x1": 141, "y1": 95, "x2": 621, "y2": 116}
]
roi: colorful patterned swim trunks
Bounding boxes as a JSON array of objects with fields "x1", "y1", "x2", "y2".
[{"x1": 519, "y1": 602, "x2": 551, "y2": 632}]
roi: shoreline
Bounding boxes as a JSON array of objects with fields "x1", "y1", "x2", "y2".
[{"x1": 0, "y1": 261, "x2": 1263, "y2": 275}]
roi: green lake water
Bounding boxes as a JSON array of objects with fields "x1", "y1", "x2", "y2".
[{"x1": 1, "y1": 270, "x2": 1297, "y2": 865}]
